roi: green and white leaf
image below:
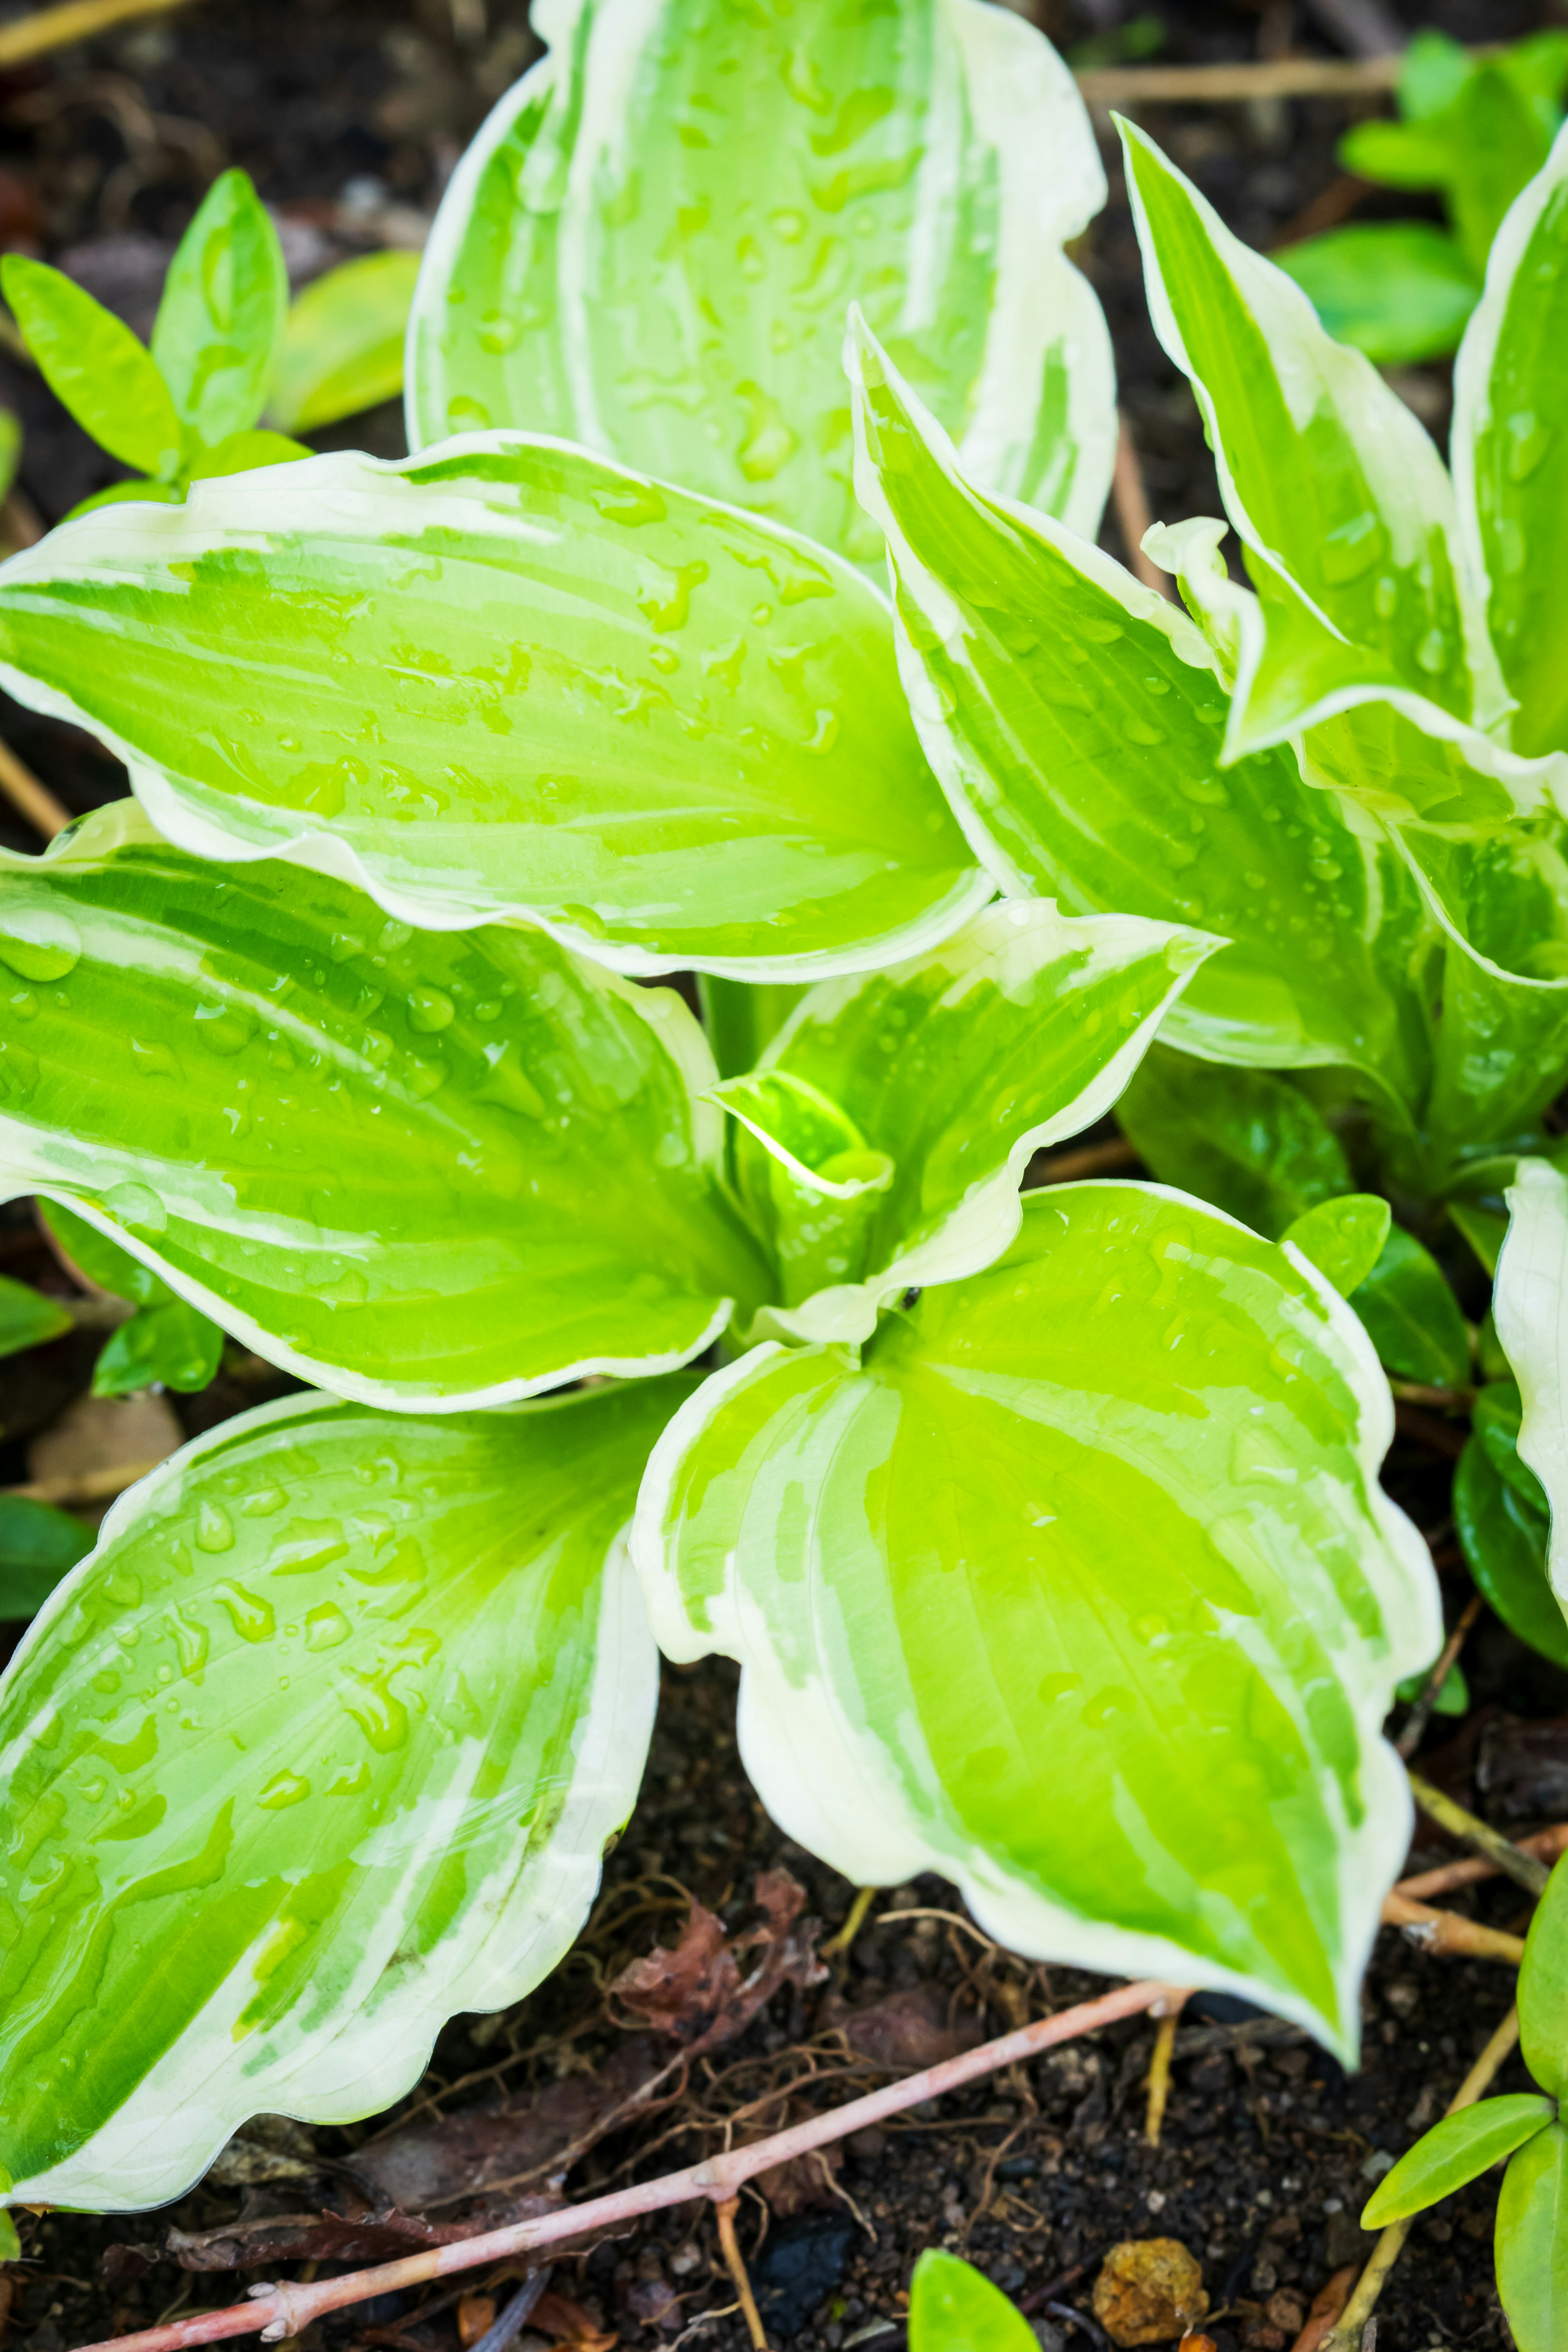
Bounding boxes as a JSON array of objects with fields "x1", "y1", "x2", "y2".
[
  {"x1": 1361, "y1": 2096, "x2": 1556, "y2": 2226},
  {"x1": 0, "y1": 805, "x2": 769, "y2": 1410},
  {"x1": 406, "y1": 0, "x2": 1115, "y2": 565},
  {"x1": 846, "y1": 319, "x2": 1436, "y2": 1102},
  {"x1": 151, "y1": 169, "x2": 289, "y2": 450},
  {"x1": 633, "y1": 1185, "x2": 1438, "y2": 2055},
  {"x1": 721, "y1": 898, "x2": 1217, "y2": 1345},
  {"x1": 0, "y1": 1377, "x2": 684, "y2": 2212},
  {"x1": 0, "y1": 436, "x2": 987, "y2": 980},
  {"x1": 1491, "y1": 1158, "x2": 1568, "y2": 1624}
]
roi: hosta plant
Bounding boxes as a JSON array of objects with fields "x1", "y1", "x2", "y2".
[{"x1": 0, "y1": 0, "x2": 1447, "y2": 2224}]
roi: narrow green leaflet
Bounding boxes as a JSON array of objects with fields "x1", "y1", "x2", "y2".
[
  {"x1": 1497, "y1": 2123, "x2": 1568, "y2": 2352},
  {"x1": 151, "y1": 170, "x2": 289, "y2": 450},
  {"x1": 632, "y1": 1185, "x2": 1437, "y2": 2054},
  {"x1": 0, "y1": 436, "x2": 987, "y2": 979},
  {"x1": 0, "y1": 1496, "x2": 92, "y2": 1621},
  {"x1": 1492, "y1": 1159, "x2": 1568, "y2": 1618},
  {"x1": 0, "y1": 1377, "x2": 684, "y2": 2211},
  {"x1": 269, "y1": 252, "x2": 422, "y2": 436},
  {"x1": 1361, "y1": 2097, "x2": 1556, "y2": 2226},
  {"x1": 1347, "y1": 1225, "x2": 1471, "y2": 1389},
  {"x1": 1283, "y1": 1196, "x2": 1392, "y2": 1300},
  {"x1": 1273, "y1": 223, "x2": 1479, "y2": 367},
  {"x1": 0, "y1": 258, "x2": 183, "y2": 482},
  {"x1": 1520, "y1": 1848, "x2": 1568, "y2": 2100},
  {"x1": 1453, "y1": 121, "x2": 1568, "y2": 758},
  {"x1": 1119, "y1": 121, "x2": 1503, "y2": 739},
  {"x1": 909, "y1": 2251, "x2": 1038, "y2": 2352},
  {"x1": 846, "y1": 318, "x2": 1434, "y2": 1101},
  {"x1": 1116, "y1": 1049, "x2": 1350, "y2": 1240},
  {"x1": 719, "y1": 899, "x2": 1216, "y2": 1344},
  {"x1": 0, "y1": 806, "x2": 769, "y2": 1409},
  {"x1": 0, "y1": 1273, "x2": 69, "y2": 1359},
  {"x1": 406, "y1": 0, "x2": 1115, "y2": 564}
]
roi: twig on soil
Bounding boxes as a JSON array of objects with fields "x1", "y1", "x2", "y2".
[
  {"x1": 1396, "y1": 1822, "x2": 1568, "y2": 1901},
  {"x1": 1320, "y1": 2007, "x2": 1521, "y2": 2352},
  {"x1": 0, "y1": 0, "x2": 199, "y2": 63},
  {"x1": 1380, "y1": 1891, "x2": 1525, "y2": 1964},
  {"x1": 714, "y1": 2200, "x2": 767, "y2": 2352},
  {"x1": 0, "y1": 735, "x2": 69, "y2": 841},
  {"x1": 71, "y1": 1979, "x2": 1181, "y2": 2352},
  {"x1": 1111, "y1": 418, "x2": 1175, "y2": 601},
  {"x1": 821, "y1": 1888, "x2": 877, "y2": 1959},
  {"x1": 1075, "y1": 46, "x2": 1499, "y2": 105},
  {"x1": 1143, "y1": 2006, "x2": 1181, "y2": 2146},
  {"x1": 1394, "y1": 1595, "x2": 1484, "y2": 1761},
  {"x1": 1406, "y1": 1770, "x2": 1551, "y2": 1896}
]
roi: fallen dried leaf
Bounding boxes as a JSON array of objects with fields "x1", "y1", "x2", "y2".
[
  {"x1": 165, "y1": 2186, "x2": 561, "y2": 2272},
  {"x1": 818, "y1": 1984, "x2": 984, "y2": 2071},
  {"x1": 610, "y1": 1869, "x2": 825, "y2": 2057},
  {"x1": 531, "y1": 2288, "x2": 617, "y2": 2352},
  {"x1": 1092, "y1": 2241, "x2": 1209, "y2": 2348},
  {"x1": 1288, "y1": 2267, "x2": 1358, "y2": 2352},
  {"x1": 458, "y1": 2294, "x2": 497, "y2": 2346}
]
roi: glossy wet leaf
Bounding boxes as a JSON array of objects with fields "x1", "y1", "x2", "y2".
[
  {"x1": 1454, "y1": 121, "x2": 1568, "y2": 758},
  {"x1": 1496, "y1": 2121, "x2": 1568, "y2": 2352},
  {"x1": 1120, "y1": 122, "x2": 1500, "y2": 741},
  {"x1": 186, "y1": 428, "x2": 311, "y2": 481},
  {"x1": 1491, "y1": 1159, "x2": 1568, "y2": 1610},
  {"x1": 45, "y1": 1195, "x2": 186, "y2": 1308},
  {"x1": 270, "y1": 252, "x2": 421, "y2": 436},
  {"x1": 0, "y1": 437, "x2": 985, "y2": 979},
  {"x1": 0, "y1": 1495, "x2": 92, "y2": 1621},
  {"x1": 1519, "y1": 1851, "x2": 1568, "y2": 2098},
  {"x1": 407, "y1": 0, "x2": 1115, "y2": 565},
  {"x1": 1116, "y1": 1047, "x2": 1350, "y2": 1240},
  {"x1": 1473, "y1": 1380, "x2": 1549, "y2": 1510},
  {"x1": 0, "y1": 257, "x2": 183, "y2": 481},
  {"x1": 0, "y1": 1273, "x2": 69, "y2": 1359},
  {"x1": 1444, "y1": 65, "x2": 1560, "y2": 278},
  {"x1": 1273, "y1": 224, "x2": 1479, "y2": 366},
  {"x1": 725, "y1": 899, "x2": 1216, "y2": 1343},
  {"x1": 1283, "y1": 1196, "x2": 1391, "y2": 1300},
  {"x1": 151, "y1": 170, "x2": 289, "y2": 450},
  {"x1": 633, "y1": 1185, "x2": 1437, "y2": 2055},
  {"x1": 1453, "y1": 1430, "x2": 1568, "y2": 1670},
  {"x1": 1394, "y1": 1657, "x2": 1468, "y2": 1715},
  {"x1": 1361, "y1": 2096, "x2": 1556, "y2": 2226},
  {"x1": 0, "y1": 1376, "x2": 686, "y2": 2209},
  {"x1": 91, "y1": 1301, "x2": 224, "y2": 1399},
  {"x1": 846, "y1": 317, "x2": 1434, "y2": 1105},
  {"x1": 909, "y1": 2250, "x2": 1038, "y2": 2352},
  {"x1": 1347, "y1": 1225, "x2": 1471, "y2": 1388},
  {"x1": 0, "y1": 806, "x2": 769, "y2": 1409}
]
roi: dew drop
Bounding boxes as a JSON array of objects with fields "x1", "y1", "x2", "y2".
[
  {"x1": 408, "y1": 985, "x2": 456, "y2": 1033},
  {"x1": 195, "y1": 1502, "x2": 236, "y2": 1554},
  {"x1": 257, "y1": 1770, "x2": 312, "y2": 1809},
  {"x1": 1416, "y1": 627, "x2": 1450, "y2": 675},
  {"x1": 212, "y1": 1579, "x2": 276, "y2": 1642},
  {"x1": 0, "y1": 907, "x2": 81, "y2": 982}
]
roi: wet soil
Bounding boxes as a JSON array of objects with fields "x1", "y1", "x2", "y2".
[{"x1": 1, "y1": 2, "x2": 1566, "y2": 2349}]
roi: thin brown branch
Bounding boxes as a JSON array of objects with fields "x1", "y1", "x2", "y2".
[
  {"x1": 0, "y1": 0, "x2": 200, "y2": 65},
  {"x1": 1395, "y1": 1592, "x2": 1484, "y2": 1762},
  {"x1": 1380, "y1": 1891, "x2": 1526, "y2": 1964},
  {"x1": 71, "y1": 1979, "x2": 1180, "y2": 2352},
  {"x1": 1075, "y1": 46, "x2": 1501, "y2": 105},
  {"x1": 1143, "y1": 2009, "x2": 1179, "y2": 2146},
  {"x1": 1111, "y1": 416, "x2": 1174, "y2": 600},
  {"x1": 1407, "y1": 1769, "x2": 1551, "y2": 1896},
  {"x1": 714, "y1": 2201, "x2": 767, "y2": 2352},
  {"x1": 1320, "y1": 2007, "x2": 1520, "y2": 2352},
  {"x1": 1396, "y1": 1822, "x2": 1568, "y2": 1902},
  {"x1": 0, "y1": 735, "x2": 69, "y2": 840},
  {"x1": 1029, "y1": 1138, "x2": 1140, "y2": 1187}
]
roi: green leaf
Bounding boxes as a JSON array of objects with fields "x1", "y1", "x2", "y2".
[
  {"x1": 633, "y1": 1184, "x2": 1439, "y2": 2056},
  {"x1": 0, "y1": 436, "x2": 986, "y2": 981},
  {"x1": 406, "y1": 0, "x2": 1115, "y2": 565},
  {"x1": 1451, "y1": 1200, "x2": 1508, "y2": 1276},
  {"x1": 1454, "y1": 122, "x2": 1568, "y2": 757},
  {"x1": 719, "y1": 899, "x2": 1216, "y2": 1344},
  {"x1": 92, "y1": 1299, "x2": 223, "y2": 1398},
  {"x1": 0, "y1": 256, "x2": 183, "y2": 481},
  {"x1": 1454, "y1": 1430, "x2": 1568, "y2": 1671},
  {"x1": 845, "y1": 321, "x2": 1436, "y2": 1108},
  {"x1": 1273, "y1": 225, "x2": 1479, "y2": 366},
  {"x1": 186, "y1": 429, "x2": 312, "y2": 481},
  {"x1": 1398, "y1": 29, "x2": 1475, "y2": 123},
  {"x1": 1473, "y1": 1380, "x2": 1549, "y2": 1510},
  {"x1": 43, "y1": 1195, "x2": 171, "y2": 1306},
  {"x1": 0, "y1": 1494, "x2": 92, "y2": 1620},
  {"x1": 0, "y1": 1271, "x2": 69, "y2": 1358},
  {"x1": 1347, "y1": 1225, "x2": 1471, "y2": 1388},
  {"x1": 697, "y1": 978, "x2": 808, "y2": 1085},
  {"x1": 1117, "y1": 1047, "x2": 1351, "y2": 1240},
  {"x1": 1496, "y1": 2121, "x2": 1568, "y2": 2352},
  {"x1": 1361, "y1": 2096, "x2": 1556, "y2": 2226},
  {"x1": 0, "y1": 1375, "x2": 687, "y2": 2209},
  {"x1": 0, "y1": 804, "x2": 770, "y2": 1408},
  {"x1": 151, "y1": 169, "x2": 289, "y2": 448},
  {"x1": 1521, "y1": 1851, "x2": 1568, "y2": 2098},
  {"x1": 268, "y1": 251, "x2": 420, "y2": 435},
  {"x1": 1492, "y1": 1158, "x2": 1568, "y2": 1615},
  {"x1": 1283, "y1": 1195, "x2": 1392, "y2": 1299},
  {"x1": 1448, "y1": 66, "x2": 1557, "y2": 278},
  {"x1": 1394, "y1": 1657, "x2": 1468, "y2": 1715},
  {"x1": 0, "y1": 2209, "x2": 16, "y2": 2261},
  {"x1": 0, "y1": 409, "x2": 20, "y2": 509},
  {"x1": 909, "y1": 2251, "x2": 1038, "y2": 2352},
  {"x1": 1119, "y1": 119, "x2": 1503, "y2": 740},
  {"x1": 1337, "y1": 119, "x2": 1455, "y2": 190}
]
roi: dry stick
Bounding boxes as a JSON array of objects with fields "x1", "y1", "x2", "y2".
[
  {"x1": 0, "y1": 736, "x2": 69, "y2": 841},
  {"x1": 714, "y1": 2200, "x2": 768, "y2": 2352},
  {"x1": 1394, "y1": 1592, "x2": 1484, "y2": 1762},
  {"x1": 1379, "y1": 1891, "x2": 1525, "y2": 1965},
  {"x1": 73, "y1": 1979, "x2": 1181, "y2": 2352},
  {"x1": 1407, "y1": 1769, "x2": 1551, "y2": 1896},
  {"x1": 1143, "y1": 2007, "x2": 1180, "y2": 2147},
  {"x1": 1074, "y1": 46, "x2": 1500, "y2": 105},
  {"x1": 0, "y1": 0, "x2": 200, "y2": 65},
  {"x1": 1321, "y1": 2007, "x2": 1522, "y2": 2352},
  {"x1": 1110, "y1": 416, "x2": 1174, "y2": 601},
  {"x1": 1396, "y1": 1822, "x2": 1568, "y2": 1902}
]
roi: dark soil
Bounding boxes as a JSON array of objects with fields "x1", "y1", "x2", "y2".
[{"x1": 2, "y1": 3, "x2": 1566, "y2": 2350}]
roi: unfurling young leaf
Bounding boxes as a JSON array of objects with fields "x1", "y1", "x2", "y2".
[
  {"x1": 909, "y1": 2250, "x2": 1039, "y2": 2352},
  {"x1": 0, "y1": 1376, "x2": 688, "y2": 2208},
  {"x1": 268, "y1": 250, "x2": 422, "y2": 436},
  {"x1": 1361, "y1": 2096, "x2": 1557, "y2": 2226}
]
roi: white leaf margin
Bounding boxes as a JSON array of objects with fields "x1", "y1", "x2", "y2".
[{"x1": 0, "y1": 1387, "x2": 660, "y2": 2212}]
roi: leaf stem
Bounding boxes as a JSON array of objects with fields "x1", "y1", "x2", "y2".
[
  {"x1": 714, "y1": 2199, "x2": 768, "y2": 2352},
  {"x1": 1406, "y1": 1770, "x2": 1551, "y2": 1895},
  {"x1": 1143, "y1": 2008, "x2": 1180, "y2": 2146},
  {"x1": 67, "y1": 1979, "x2": 1182, "y2": 2352},
  {"x1": 0, "y1": 0, "x2": 199, "y2": 65},
  {"x1": 821, "y1": 1886, "x2": 877, "y2": 1959},
  {"x1": 1380, "y1": 1892, "x2": 1525, "y2": 1964}
]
